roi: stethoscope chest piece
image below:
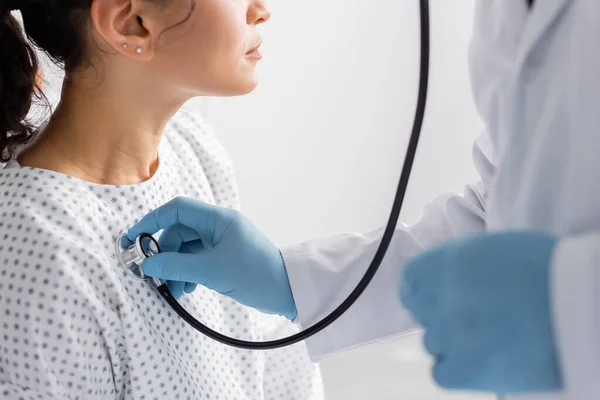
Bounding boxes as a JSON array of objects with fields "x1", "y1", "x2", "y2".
[{"x1": 116, "y1": 233, "x2": 161, "y2": 281}]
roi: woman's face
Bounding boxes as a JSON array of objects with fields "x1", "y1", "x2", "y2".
[
  {"x1": 90, "y1": 0, "x2": 271, "y2": 98},
  {"x1": 154, "y1": 0, "x2": 271, "y2": 97}
]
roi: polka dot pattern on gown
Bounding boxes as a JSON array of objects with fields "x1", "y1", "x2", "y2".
[{"x1": 0, "y1": 109, "x2": 324, "y2": 400}]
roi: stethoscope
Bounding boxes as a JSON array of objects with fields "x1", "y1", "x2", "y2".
[
  {"x1": 116, "y1": 0, "x2": 430, "y2": 350},
  {"x1": 114, "y1": 2, "x2": 534, "y2": 397}
]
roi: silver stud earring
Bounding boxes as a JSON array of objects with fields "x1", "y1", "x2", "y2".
[
  {"x1": 136, "y1": 47, "x2": 143, "y2": 54},
  {"x1": 122, "y1": 43, "x2": 128, "y2": 49}
]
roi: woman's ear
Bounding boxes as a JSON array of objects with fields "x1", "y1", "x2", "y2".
[{"x1": 89, "y1": 0, "x2": 158, "y2": 61}]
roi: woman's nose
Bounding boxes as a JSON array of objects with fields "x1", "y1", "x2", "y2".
[{"x1": 249, "y1": 0, "x2": 271, "y2": 25}]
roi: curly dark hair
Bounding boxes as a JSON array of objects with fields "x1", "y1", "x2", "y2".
[{"x1": 0, "y1": 0, "x2": 193, "y2": 163}]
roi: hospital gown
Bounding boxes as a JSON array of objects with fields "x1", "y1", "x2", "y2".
[{"x1": 0, "y1": 109, "x2": 324, "y2": 400}]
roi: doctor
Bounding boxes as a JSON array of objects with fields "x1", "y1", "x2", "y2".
[{"x1": 126, "y1": 0, "x2": 600, "y2": 398}]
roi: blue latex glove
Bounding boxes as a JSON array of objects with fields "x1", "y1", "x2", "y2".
[
  {"x1": 400, "y1": 232, "x2": 562, "y2": 394},
  {"x1": 123, "y1": 197, "x2": 298, "y2": 320}
]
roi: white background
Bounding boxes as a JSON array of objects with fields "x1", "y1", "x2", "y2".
[
  {"x1": 38, "y1": 0, "x2": 493, "y2": 398},
  {"x1": 195, "y1": 0, "x2": 491, "y2": 399}
]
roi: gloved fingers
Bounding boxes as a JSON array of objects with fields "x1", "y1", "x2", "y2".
[
  {"x1": 125, "y1": 199, "x2": 178, "y2": 243},
  {"x1": 120, "y1": 234, "x2": 134, "y2": 248},
  {"x1": 158, "y1": 224, "x2": 202, "y2": 252},
  {"x1": 422, "y1": 327, "x2": 444, "y2": 357},
  {"x1": 141, "y1": 252, "x2": 221, "y2": 288},
  {"x1": 167, "y1": 280, "x2": 186, "y2": 300},
  {"x1": 180, "y1": 239, "x2": 208, "y2": 254},
  {"x1": 399, "y1": 278, "x2": 419, "y2": 312},
  {"x1": 404, "y1": 296, "x2": 439, "y2": 329},
  {"x1": 399, "y1": 278, "x2": 431, "y2": 327},
  {"x1": 432, "y1": 354, "x2": 476, "y2": 390},
  {"x1": 402, "y1": 247, "x2": 448, "y2": 304},
  {"x1": 400, "y1": 248, "x2": 450, "y2": 326},
  {"x1": 184, "y1": 282, "x2": 198, "y2": 294},
  {"x1": 126, "y1": 197, "x2": 221, "y2": 244}
]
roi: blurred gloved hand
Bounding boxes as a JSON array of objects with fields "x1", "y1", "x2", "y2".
[
  {"x1": 400, "y1": 231, "x2": 562, "y2": 394},
  {"x1": 123, "y1": 197, "x2": 298, "y2": 320}
]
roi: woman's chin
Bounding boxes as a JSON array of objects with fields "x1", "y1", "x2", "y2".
[
  {"x1": 188, "y1": 75, "x2": 259, "y2": 98},
  {"x1": 223, "y1": 78, "x2": 259, "y2": 97},
  {"x1": 239, "y1": 81, "x2": 259, "y2": 95}
]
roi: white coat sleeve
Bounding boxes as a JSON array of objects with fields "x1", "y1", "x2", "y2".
[
  {"x1": 281, "y1": 133, "x2": 495, "y2": 360},
  {"x1": 549, "y1": 233, "x2": 600, "y2": 399}
]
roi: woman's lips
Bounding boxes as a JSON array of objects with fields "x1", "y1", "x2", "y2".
[
  {"x1": 246, "y1": 40, "x2": 263, "y2": 59},
  {"x1": 245, "y1": 49, "x2": 262, "y2": 59}
]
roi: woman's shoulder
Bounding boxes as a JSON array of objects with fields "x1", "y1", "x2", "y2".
[
  {"x1": 0, "y1": 168, "x2": 111, "y2": 266},
  {"x1": 0, "y1": 170, "x2": 120, "y2": 327},
  {"x1": 0, "y1": 166, "x2": 96, "y2": 222},
  {"x1": 0, "y1": 173, "x2": 122, "y2": 396}
]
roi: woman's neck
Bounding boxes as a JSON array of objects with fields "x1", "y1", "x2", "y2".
[{"x1": 18, "y1": 75, "x2": 186, "y2": 185}]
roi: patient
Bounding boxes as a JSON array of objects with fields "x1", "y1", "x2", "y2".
[{"x1": 0, "y1": 1, "x2": 323, "y2": 399}]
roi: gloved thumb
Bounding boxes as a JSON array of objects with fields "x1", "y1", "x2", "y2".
[{"x1": 141, "y1": 252, "x2": 216, "y2": 286}]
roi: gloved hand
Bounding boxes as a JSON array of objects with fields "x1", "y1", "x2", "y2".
[
  {"x1": 123, "y1": 197, "x2": 298, "y2": 320},
  {"x1": 400, "y1": 232, "x2": 562, "y2": 394}
]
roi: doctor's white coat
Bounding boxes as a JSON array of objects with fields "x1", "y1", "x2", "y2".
[{"x1": 281, "y1": 0, "x2": 600, "y2": 398}]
